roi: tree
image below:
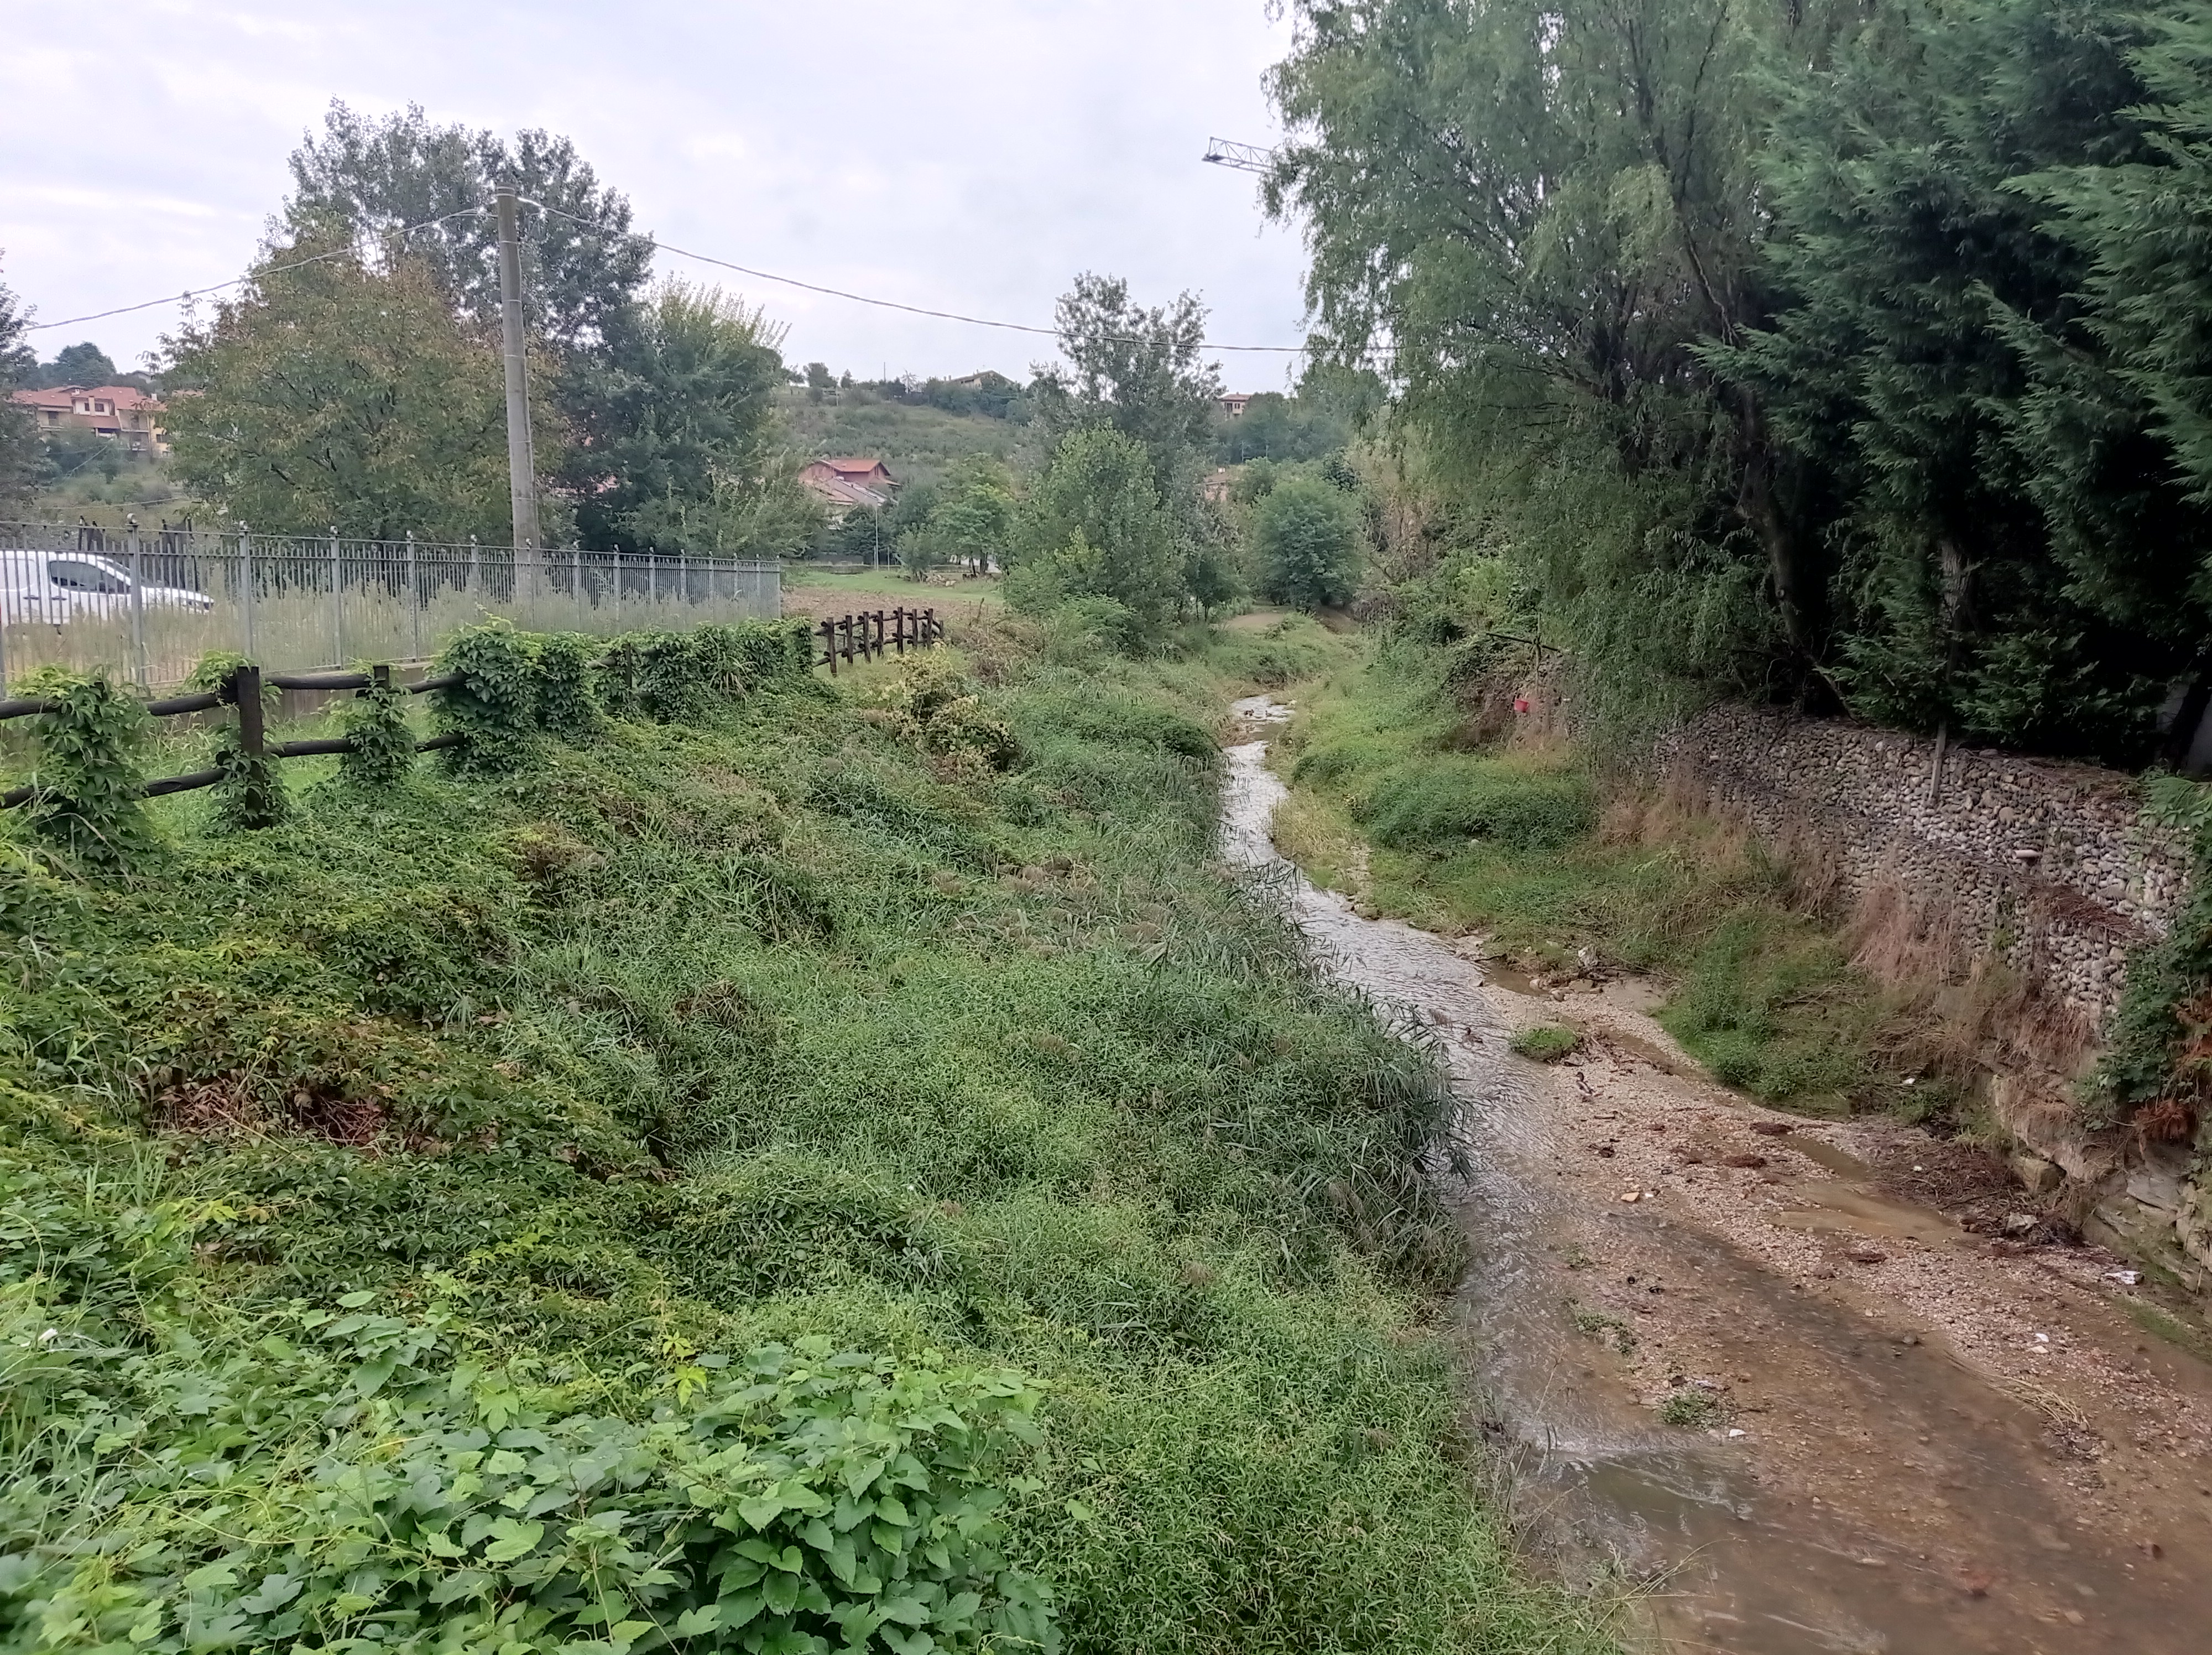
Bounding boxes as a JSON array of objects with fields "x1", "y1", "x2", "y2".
[
  {"x1": 1030, "y1": 273, "x2": 1222, "y2": 501},
  {"x1": 1216, "y1": 392, "x2": 1348, "y2": 464},
  {"x1": 1269, "y1": 0, "x2": 1857, "y2": 687},
  {"x1": 1254, "y1": 473, "x2": 1361, "y2": 610},
  {"x1": 931, "y1": 455, "x2": 1016, "y2": 573},
  {"x1": 1008, "y1": 426, "x2": 1183, "y2": 630},
  {"x1": 285, "y1": 101, "x2": 652, "y2": 356},
  {"x1": 1723, "y1": 0, "x2": 2194, "y2": 757},
  {"x1": 567, "y1": 280, "x2": 812, "y2": 553},
  {"x1": 161, "y1": 237, "x2": 524, "y2": 542},
  {"x1": 0, "y1": 257, "x2": 34, "y2": 506}
]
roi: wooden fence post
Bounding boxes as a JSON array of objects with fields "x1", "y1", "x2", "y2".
[
  {"x1": 821, "y1": 616, "x2": 837, "y2": 676},
  {"x1": 232, "y1": 663, "x2": 265, "y2": 759},
  {"x1": 893, "y1": 606, "x2": 907, "y2": 657},
  {"x1": 924, "y1": 608, "x2": 938, "y2": 645}
]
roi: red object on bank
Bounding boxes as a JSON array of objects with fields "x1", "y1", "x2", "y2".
[{"x1": 1514, "y1": 698, "x2": 1531, "y2": 714}]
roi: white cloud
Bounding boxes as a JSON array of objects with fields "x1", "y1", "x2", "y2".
[{"x1": 2, "y1": 0, "x2": 1309, "y2": 388}]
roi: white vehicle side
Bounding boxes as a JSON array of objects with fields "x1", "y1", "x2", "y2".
[{"x1": 0, "y1": 549, "x2": 215, "y2": 625}]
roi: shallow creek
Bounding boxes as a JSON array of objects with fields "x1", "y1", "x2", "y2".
[{"x1": 1223, "y1": 696, "x2": 2212, "y2": 1654}]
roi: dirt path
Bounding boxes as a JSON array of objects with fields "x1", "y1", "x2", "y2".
[{"x1": 1223, "y1": 698, "x2": 2212, "y2": 1654}]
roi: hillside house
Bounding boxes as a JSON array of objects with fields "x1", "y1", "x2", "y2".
[
  {"x1": 11, "y1": 386, "x2": 169, "y2": 455},
  {"x1": 1218, "y1": 393, "x2": 1256, "y2": 419},
  {"x1": 799, "y1": 456, "x2": 898, "y2": 512}
]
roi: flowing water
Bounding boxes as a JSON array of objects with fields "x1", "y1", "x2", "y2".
[{"x1": 1222, "y1": 697, "x2": 2212, "y2": 1654}]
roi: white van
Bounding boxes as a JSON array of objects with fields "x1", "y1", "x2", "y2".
[{"x1": 0, "y1": 548, "x2": 215, "y2": 626}]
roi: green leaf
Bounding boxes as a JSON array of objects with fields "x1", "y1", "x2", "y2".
[
  {"x1": 738, "y1": 1492, "x2": 786, "y2": 1531},
  {"x1": 482, "y1": 1517, "x2": 545, "y2": 1563},
  {"x1": 672, "y1": 1605, "x2": 721, "y2": 1636}
]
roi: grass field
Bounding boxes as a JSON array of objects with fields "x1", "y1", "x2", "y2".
[
  {"x1": 783, "y1": 563, "x2": 1006, "y2": 621},
  {"x1": 1274, "y1": 643, "x2": 1964, "y2": 1125},
  {"x1": 0, "y1": 621, "x2": 1612, "y2": 1654}
]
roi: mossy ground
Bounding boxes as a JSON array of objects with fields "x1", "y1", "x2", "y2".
[
  {"x1": 1276, "y1": 645, "x2": 1957, "y2": 1122},
  {"x1": 0, "y1": 625, "x2": 1612, "y2": 1654}
]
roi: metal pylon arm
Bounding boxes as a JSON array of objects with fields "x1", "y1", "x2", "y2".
[{"x1": 1202, "y1": 137, "x2": 1276, "y2": 175}]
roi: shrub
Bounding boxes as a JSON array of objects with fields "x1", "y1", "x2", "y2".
[
  {"x1": 338, "y1": 674, "x2": 418, "y2": 789},
  {"x1": 1254, "y1": 473, "x2": 1361, "y2": 611},
  {"x1": 532, "y1": 632, "x2": 599, "y2": 741},
  {"x1": 877, "y1": 657, "x2": 1019, "y2": 773},
  {"x1": 0, "y1": 1295, "x2": 1058, "y2": 1655},
  {"x1": 14, "y1": 668, "x2": 149, "y2": 871},
  {"x1": 1510, "y1": 1024, "x2": 1580, "y2": 1062},
  {"x1": 434, "y1": 622, "x2": 542, "y2": 774}
]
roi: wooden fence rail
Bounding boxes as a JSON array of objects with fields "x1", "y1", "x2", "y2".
[
  {"x1": 815, "y1": 607, "x2": 944, "y2": 676},
  {"x1": 0, "y1": 663, "x2": 464, "y2": 810}
]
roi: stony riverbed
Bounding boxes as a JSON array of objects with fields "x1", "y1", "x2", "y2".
[{"x1": 1224, "y1": 694, "x2": 2212, "y2": 1655}]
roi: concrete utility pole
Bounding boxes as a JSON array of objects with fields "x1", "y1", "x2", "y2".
[{"x1": 496, "y1": 184, "x2": 541, "y2": 551}]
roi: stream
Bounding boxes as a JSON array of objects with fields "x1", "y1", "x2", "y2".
[{"x1": 1222, "y1": 696, "x2": 2212, "y2": 1654}]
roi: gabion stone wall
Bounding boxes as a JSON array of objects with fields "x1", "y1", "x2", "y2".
[{"x1": 1655, "y1": 705, "x2": 2188, "y2": 1029}]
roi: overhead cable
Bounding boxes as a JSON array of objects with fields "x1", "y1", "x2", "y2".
[
  {"x1": 523, "y1": 199, "x2": 1316, "y2": 355},
  {"x1": 23, "y1": 205, "x2": 491, "y2": 333}
]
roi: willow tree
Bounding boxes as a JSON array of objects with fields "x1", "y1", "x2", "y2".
[{"x1": 1268, "y1": 0, "x2": 1859, "y2": 707}]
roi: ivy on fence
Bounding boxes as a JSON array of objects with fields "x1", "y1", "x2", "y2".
[
  {"x1": 0, "y1": 614, "x2": 886, "y2": 873},
  {"x1": 15, "y1": 669, "x2": 150, "y2": 872}
]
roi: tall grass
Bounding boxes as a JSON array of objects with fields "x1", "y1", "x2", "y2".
[
  {"x1": 1277, "y1": 643, "x2": 1946, "y2": 1120},
  {"x1": 0, "y1": 629, "x2": 1613, "y2": 1653}
]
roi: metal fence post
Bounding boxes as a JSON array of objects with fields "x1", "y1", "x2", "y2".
[
  {"x1": 128, "y1": 529, "x2": 148, "y2": 687},
  {"x1": 613, "y1": 552, "x2": 622, "y2": 633},
  {"x1": 328, "y1": 528, "x2": 345, "y2": 666},
  {"x1": 575, "y1": 546, "x2": 587, "y2": 633},
  {"x1": 406, "y1": 532, "x2": 421, "y2": 661},
  {"x1": 239, "y1": 529, "x2": 255, "y2": 660},
  {"x1": 468, "y1": 537, "x2": 479, "y2": 601}
]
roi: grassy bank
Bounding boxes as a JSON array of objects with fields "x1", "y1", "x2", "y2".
[
  {"x1": 0, "y1": 621, "x2": 1607, "y2": 1653},
  {"x1": 1275, "y1": 644, "x2": 1964, "y2": 1125}
]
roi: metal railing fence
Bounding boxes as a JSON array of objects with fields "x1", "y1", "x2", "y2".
[{"x1": 0, "y1": 523, "x2": 781, "y2": 690}]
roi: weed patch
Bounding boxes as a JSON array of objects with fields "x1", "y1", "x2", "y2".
[
  {"x1": 0, "y1": 626, "x2": 1609, "y2": 1654},
  {"x1": 1512, "y1": 1025, "x2": 1581, "y2": 1063},
  {"x1": 1281, "y1": 643, "x2": 1949, "y2": 1119}
]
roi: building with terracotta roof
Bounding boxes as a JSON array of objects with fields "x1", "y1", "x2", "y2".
[
  {"x1": 11, "y1": 386, "x2": 169, "y2": 455},
  {"x1": 799, "y1": 456, "x2": 897, "y2": 512}
]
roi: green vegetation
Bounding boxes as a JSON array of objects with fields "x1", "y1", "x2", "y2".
[
  {"x1": 1267, "y1": 0, "x2": 2212, "y2": 766},
  {"x1": 2086, "y1": 776, "x2": 2212, "y2": 1134},
  {"x1": 1657, "y1": 1389, "x2": 1725, "y2": 1431},
  {"x1": 1250, "y1": 474, "x2": 1360, "y2": 612},
  {"x1": 1008, "y1": 428, "x2": 1184, "y2": 641},
  {"x1": 1509, "y1": 1027, "x2": 1580, "y2": 1064},
  {"x1": 0, "y1": 259, "x2": 44, "y2": 506},
  {"x1": 163, "y1": 234, "x2": 530, "y2": 544},
  {"x1": 1279, "y1": 644, "x2": 1944, "y2": 1120},
  {"x1": 779, "y1": 393, "x2": 1024, "y2": 498},
  {"x1": 0, "y1": 623, "x2": 1609, "y2": 1654}
]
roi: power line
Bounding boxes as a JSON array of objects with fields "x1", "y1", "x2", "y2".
[
  {"x1": 23, "y1": 206, "x2": 491, "y2": 334},
  {"x1": 25, "y1": 196, "x2": 1327, "y2": 359},
  {"x1": 523, "y1": 199, "x2": 1316, "y2": 355}
]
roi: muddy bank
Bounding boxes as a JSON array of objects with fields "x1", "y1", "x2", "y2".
[{"x1": 1224, "y1": 696, "x2": 2212, "y2": 1654}]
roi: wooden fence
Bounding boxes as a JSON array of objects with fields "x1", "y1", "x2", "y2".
[
  {"x1": 0, "y1": 608, "x2": 946, "y2": 810},
  {"x1": 813, "y1": 608, "x2": 945, "y2": 676},
  {"x1": 0, "y1": 663, "x2": 460, "y2": 810}
]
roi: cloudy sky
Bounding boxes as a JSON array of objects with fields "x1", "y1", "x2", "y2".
[{"x1": 1, "y1": 0, "x2": 1314, "y2": 388}]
